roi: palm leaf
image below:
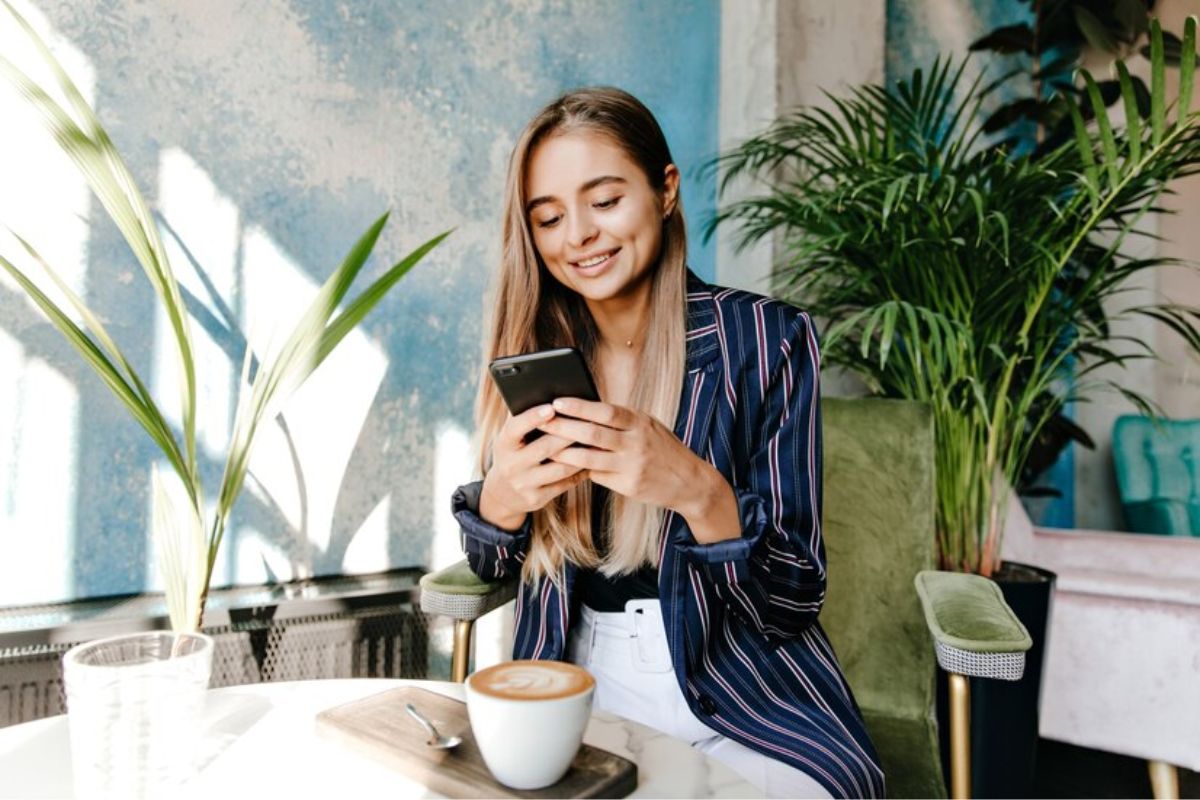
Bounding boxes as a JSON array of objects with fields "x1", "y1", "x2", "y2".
[
  {"x1": 1116, "y1": 61, "x2": 1142, "y2": 165},
  {"x1": 316, "y1": 229, "x2": 452, "y2": 365},
  {"x1": 1151, "y1": 18, "x2": 1167, "y2": 145},
  {"x1": 0, "y1": 0, "x2": 199, "y2": 480},
  {"x1": 0, "y1": 252, "x2": 195, "y2": 499},
  {"x1": 1179, "y1": 17, "x2": 1196, "y2": 124}
]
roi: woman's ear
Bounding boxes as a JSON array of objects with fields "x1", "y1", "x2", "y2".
[{"x1": 662, "y1": 164, "x2": 681, "y2": 218}]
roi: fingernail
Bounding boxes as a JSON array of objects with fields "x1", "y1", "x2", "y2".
[
  {"x1": 539, "y1": 405, "x2": 554, "y2": 419},
  {"x1": 552, "y1": 399, "x2": 566, "y2": 411}
]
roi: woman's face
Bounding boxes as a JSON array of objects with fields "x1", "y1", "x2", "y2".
[{"x1": 524, "y1": 131, "x2": 678, "y2": 305}]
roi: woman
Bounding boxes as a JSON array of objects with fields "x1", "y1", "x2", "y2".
[{"x1": 452, "y1": 87, "x2": 884, "y2": 799}]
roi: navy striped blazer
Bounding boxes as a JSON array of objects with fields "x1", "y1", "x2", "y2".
[{"x1": 452, "y1": 271, "x2": 885, "y2": 799}]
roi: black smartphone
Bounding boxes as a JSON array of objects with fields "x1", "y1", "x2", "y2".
[{"x1": 489, "y1": 348, "x2": 600, "y2": 439}]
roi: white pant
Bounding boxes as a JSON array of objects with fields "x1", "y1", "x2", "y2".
[{"x1": 567, "y1": 599, "x2": 833, "y2": 799}]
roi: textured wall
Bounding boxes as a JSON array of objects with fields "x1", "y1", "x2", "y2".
[{"x1": 0, "y1": 0, "x2": 718, "y2": 604}]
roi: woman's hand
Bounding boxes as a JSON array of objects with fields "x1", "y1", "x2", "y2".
[
  {"x1": 539, "y1": 397, "x2": 741, "y2": 543},
  {"x1": 479, "y1": 404, "x2": 587, "y2": 530}
]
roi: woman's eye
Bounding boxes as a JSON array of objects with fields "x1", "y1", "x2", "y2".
[
  {"x1": 535, "y1": 215, "x2": 561, "y2": 229},
  {"x1": 593, "y1": 197, "x2": 620, "y2": 210}
]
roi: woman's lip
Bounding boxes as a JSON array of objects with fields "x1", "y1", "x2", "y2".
[{"x1": 571, "y1": 247, "x2": 620, "y2": 269}]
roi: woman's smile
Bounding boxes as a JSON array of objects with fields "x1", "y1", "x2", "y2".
[{"x1": 570, "y1": 246, "x2": 622, "y2": 277}]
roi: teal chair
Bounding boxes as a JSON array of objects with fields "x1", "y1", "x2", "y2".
[
  {"x1": 421, "y1": 398, "x2": 1031, "y2": 798},
  {"x1": 1113, "y1": 415, "x2": 1200, "y2": 536}
]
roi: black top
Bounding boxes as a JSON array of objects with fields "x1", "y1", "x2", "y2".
[{"x1": 575, "y1": 485, "x2": 659, "y2": 612}]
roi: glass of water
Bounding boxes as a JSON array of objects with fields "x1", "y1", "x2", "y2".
[{"x1": 62, "y1": 631, "x2": 213, "y2": 800}]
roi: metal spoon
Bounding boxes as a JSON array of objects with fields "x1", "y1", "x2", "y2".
[{"x1": 404, "y1": 702, "x2": 462, "y2": 749}]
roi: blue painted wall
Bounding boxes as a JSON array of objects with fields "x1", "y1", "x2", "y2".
[{"x1": 0, "y1": 0, "x2": 719, "y2": 604}]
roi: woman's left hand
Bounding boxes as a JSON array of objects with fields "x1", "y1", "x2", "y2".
[{"x1": 539, "y1": 397, "x2": 741, "y2": 542}]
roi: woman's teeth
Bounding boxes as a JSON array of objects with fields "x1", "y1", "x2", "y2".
[{"x1": 574, "y1": 249, "x2": 618, "y2": 270}]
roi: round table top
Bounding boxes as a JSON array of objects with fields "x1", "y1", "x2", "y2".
[{"x1": 0, "y1": 678, "x2": 757, "y2": 799}]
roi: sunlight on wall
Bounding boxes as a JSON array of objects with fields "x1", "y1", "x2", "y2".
[
  {"x1": 234, "y1": 223, "x2": 389, "y2": 581},
  {"x1": 0, "y1": 327, "x2": 78, "y2": 605},
  {"x1": 145, "y1": 151, "x2": 392, "y2": 589},
  {"x1": 233, "y1": 525, "x2": 296, "y2": 585},
  {"x1": 0, "y1": 1, "x2": 93, "y2": 313},
  {"x1": 155, "y1": 147, "x2": 239, "y2": 458},
  {"x1": 0, "y1": 1, "x2": 93, "y2": 605},
  {"x1": 432, "y1": 421, "x2": 471, "y2": 571},
  {"x1": 340, "y1": 494, "x2": 391, "y2": 575}
]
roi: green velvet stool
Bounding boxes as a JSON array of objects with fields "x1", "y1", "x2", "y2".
[
  {"x1": 419, "y1": 560, "x2": 516, "y2": 682},
  {"x1": 419, "y1": 398, "x2": 1031, "y2": 798}
]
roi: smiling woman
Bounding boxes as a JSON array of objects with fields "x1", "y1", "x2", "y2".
[
  {"x1": 448, "y1": 87, "x2": 887, "y2": 800},
  {"x1": 524, "y1": 135, "x2": 678, "y2": 310}
]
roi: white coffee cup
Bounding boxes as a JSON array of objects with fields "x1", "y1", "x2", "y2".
[{"x1": 465, "y1": 659, "x2": 596, "y2": 789}]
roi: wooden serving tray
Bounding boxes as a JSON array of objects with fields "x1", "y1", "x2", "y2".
[{"x1": 316, "y1": 686, "x2": 637, "y2": 799}]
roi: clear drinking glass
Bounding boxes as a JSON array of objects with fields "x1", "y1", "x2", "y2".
[{"x1": 62, "y1": 631, "x2": 214, "y2": 800}]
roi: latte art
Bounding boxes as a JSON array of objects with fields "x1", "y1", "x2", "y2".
[{"x1": 469, "y1": 660, "x2": 594, "y2": 701}]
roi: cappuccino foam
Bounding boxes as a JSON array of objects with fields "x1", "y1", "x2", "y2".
[{"x1": 469, "y1": 660, "x2": 594, "y2": 701}]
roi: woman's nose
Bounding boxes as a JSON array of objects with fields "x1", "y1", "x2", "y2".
[{"x1": 566, "y1": 210, "x2": 598, "y2": 250}]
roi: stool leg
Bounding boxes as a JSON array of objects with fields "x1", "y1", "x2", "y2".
[
  {"x1": 451, "y1": 618, "x2": 474, "y2": 683},
  {"x1": 948, "y1": 672, "x2": 971, "y2": 799},
  {"x1": 1148, "y1": 760, "x2": 1179, "y2": 800}
]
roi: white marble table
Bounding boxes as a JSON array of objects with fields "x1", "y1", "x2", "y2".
[{"x1": 0, "y1": 678, "x2": 757, "y2": 798}]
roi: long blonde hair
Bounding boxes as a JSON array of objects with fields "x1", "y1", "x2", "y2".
[{"x1": 476, "y1": 87, "x2": 688, "y2": 585}]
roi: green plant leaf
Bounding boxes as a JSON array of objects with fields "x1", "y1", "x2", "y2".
[
  {"x1": 316, "y1": 229, "x2": 452, "y2": 367},
  {"x1": 1074, "y1": 5, "x2": 1121, "y2": 54},
  {"x1": 878, "y1": 303, "x2": 898, "y2": 368},
  {"x1": 1116, "y1": 61, "x2": 1143, "y2": 164},
  {"x1": 0, "y1": 0, "x2": 199, "y2": 482},
  {"x1": 1151, "y1": 17, "x2": 1167, "y2": 145},
  {"x1": 1179, "y1": 16, "x2": 1196, "y2": 125},
  {"x1": 1082, "y1": 71, "x2": 1121, "y2": 187},
  {"x1": 859, "y1": 308, "x2": 882, "y2": 361},
  {"x1": 1067, "y1": 100, "x2": 1101, "y2": 208},
  {"x1": 0, "y1": 253, "x2": 194, "y2": 498},
  {"x1": 152, "y1": 466, "x2": 206, "y2": 633}
]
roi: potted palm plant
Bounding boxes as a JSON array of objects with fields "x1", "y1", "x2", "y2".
[
  {"x1": 0, "y1": 2, "x2": 446, "y2": 794},
  {"x1": 709, "y1": 17, "x2": 1199, "y2": 797}
]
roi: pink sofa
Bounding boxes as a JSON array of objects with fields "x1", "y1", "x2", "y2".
[{"x1": 1001, "y1": 494, "x2": 1200, "y2": 797}]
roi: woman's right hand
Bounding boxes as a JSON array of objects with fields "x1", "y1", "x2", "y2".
[{"x1": 478, "y1": 404, "x2": 586, "y2": 530}]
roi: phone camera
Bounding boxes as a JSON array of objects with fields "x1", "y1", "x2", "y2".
[{"x1": 497, "y1": 365, "x2": 519, "y2": 376}]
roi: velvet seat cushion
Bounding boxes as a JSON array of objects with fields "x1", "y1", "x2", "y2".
[
  {"x1": 913, "y1": 571, "x2": 1032, "y2": 654},
  {"x1": 419, "y1": 559, "x2": 499, "y2": 596},
  {"x1": 419, "y1": 560, "x2": 517, "y2": 620}
]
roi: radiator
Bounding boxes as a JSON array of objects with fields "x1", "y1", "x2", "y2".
[{"x1": 0, "y1": 568, "x2": 437, "y2": 727}]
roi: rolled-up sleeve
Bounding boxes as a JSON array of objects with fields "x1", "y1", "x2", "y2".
[
  {"x1": 453, "y1": 481, "x2": 531, "y2": 581},
  {"x1": 675, "y1": 314, "x2": 826, "y2": 640}
]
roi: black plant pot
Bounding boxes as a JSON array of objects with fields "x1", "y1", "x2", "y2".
[{"x1": 937, "y1": 560, "x2": 1056, "y2": 799}]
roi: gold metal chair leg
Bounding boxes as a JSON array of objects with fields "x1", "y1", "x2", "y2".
[
  {"x1": 948, "y1": 672, "x2": 971, "y2": 800},
  {"x1": 451, "y1": 618, "x2": 474, "y2": 683},
  {"x1": 1148, "y1": 760, "x2": 1179, "y2": 800}
]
